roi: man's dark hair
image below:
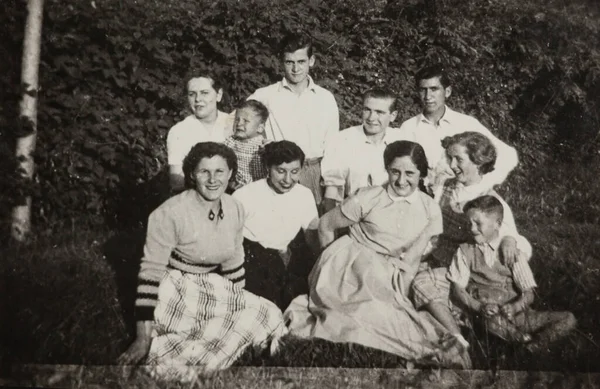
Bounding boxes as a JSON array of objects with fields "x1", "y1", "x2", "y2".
[
  {"x1": 463, "y1": 195, "x2": 504, "y2": 224},
  {"x1": 415, "y1": 64, "x2": 451, "y2": 88},
  {"x1": 278, "y1": 33, "x2": 313, "y2": 58},
  {"x1": 183, "y1": 142, "x2": 238, "y2": 189},
  {"x1": 238, "y1": 99, "x2": 269, "y2": 124},
  {"x1": 363, "y1": 88, "x2": 398, "y2": 112},
  {"x1": 262, "y1": 140, "x2": 306, "y2": 168}
]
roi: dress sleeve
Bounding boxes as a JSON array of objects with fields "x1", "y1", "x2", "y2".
[
  {"x1": 219, "y1": 200, "x2": 246, "y2": 288},
  {"x1": 340, "y1": 187, "x2": 380, "y2": 223},
  {"x1": 427, "y1": 196, "x2": 444, "y2": 236},
  {"x1": 135, "y1": 206, "x2": 178, "y2": 320}
]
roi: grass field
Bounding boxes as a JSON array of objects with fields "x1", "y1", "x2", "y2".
[{"x1": 1, "y1": 154, "x2": 600, "y2": 387}]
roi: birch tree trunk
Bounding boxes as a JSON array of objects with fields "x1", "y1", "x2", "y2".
[{"x1": 12, "y1": 0, "x2": 45, "y2": 242}]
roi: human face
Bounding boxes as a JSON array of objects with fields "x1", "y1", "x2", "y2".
[
  {"x1": 418, "y1": 77, "x2": 451, "y2": 116},
  {"x1": 267, "y1": 160, "x2": 302, "y2": 194},
  {"x1": 192, "y1": 155, "x2": 232, "y2": 202},
  {"x1": 187, "y1": 77, "x2": 223, "y2": 120},
  {"x1": 362, "y1": 97, "x2": 398, "y2": 135},
  {"x1": 282, "y1": 47, "x2": 315, "y2": 86},
  {"x1": 386, "y1": 156, "x2": 421, "y2": 198},
  {"x1": 446, "y1": 143, "x2": 481, "y2": 185},
  {"x1": 233, "y1": 107, "x2": 264, "y2": 140},
  {"x1": 466, "y1": 208, "x2": 501, "y2": 244}
]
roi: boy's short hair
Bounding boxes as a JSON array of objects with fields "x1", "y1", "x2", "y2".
[
  {"x1": 463, "y1": 195, "x2": 504, "y2": 224},
  {"x1": 415, "y1": 64, "x2": 451, "y2": 88},
  {"x1": 363, "y1": 88, "x2": 398, "y2": 112},
  {"x1": 238, "y1": 99, "x2": 269, "y2": 124},
  {"x1": 278, "y1": 33, "x2": 313, "y2": 58},
  {"x1": 262, "y1": 140, "x2": 305, "y2": 168}
]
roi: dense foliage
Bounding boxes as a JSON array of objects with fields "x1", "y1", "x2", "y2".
[{"x1": 1, "y1": 0, "x2": 599, "y2": 230}]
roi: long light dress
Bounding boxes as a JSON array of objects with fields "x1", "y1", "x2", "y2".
[{"x1": 284, "y1": 185, "x2": 470, "y2": 367}]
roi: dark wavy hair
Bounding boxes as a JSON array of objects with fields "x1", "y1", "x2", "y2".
[
  {"x1": 441, "y1": 131, "x2": 496, "y2": 174},
  {"x1": 182, "y1": 142, "x2": 237, "y2": 189},
  {"x1": 262, "y1": 140, "x2": 305, "y2": 168},
  {"x1": 463, "y1": 195, "x2": 504, "y2": 224},
  {"x1": 415, "y1": 64, "x2": 451, "y2": 88},
  {"x1": 278, "y1": 32, "x2": 313, "y2": 58},
  {"x1": 383, "y1": 141, "x2": 430, "y2": 194}
]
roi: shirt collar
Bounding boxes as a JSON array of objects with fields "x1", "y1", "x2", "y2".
[
  {"x1": 232, "y1": 135, "x2": 264, "y2": 147},
  {"x1": 418, "y1": 105, "x2": 456, "y2": 126},
  {"x1": 357, "y1": 126, "x2": 394, "y2": 145},
  {"x1": 386, "y1": 184, "x2": 420, "y2": 203},
  {"x1": 280, "y1": 76, "x2": 316, "y2": 93},
  {"x1": 478, "y1": 234, "x2": 502, "y2": 252}
]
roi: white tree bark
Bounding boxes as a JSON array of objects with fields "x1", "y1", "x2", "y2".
[{"x1": 12, "y1": 0, "x2": 45, "y2": 242}]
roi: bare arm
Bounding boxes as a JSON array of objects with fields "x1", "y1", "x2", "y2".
[
  {"x1": 117, "y1": 320, "x2": 153, "y2": 365},
  {"x1": 451, "y1": 283, "x2": 483, "y2": 314},
  {"x1": 318, "y1": 206, "x2": 356, "y2": 249},
  {"x1": 169, "y1": 164, "x2": 185, "y2": 193}
]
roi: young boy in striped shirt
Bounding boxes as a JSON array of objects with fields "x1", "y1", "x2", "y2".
[
  {"x1": 224, "y1": 100, "x2": 269, "y2": 191},
  {"x1": 447, "y1": 195, "x2": 576, "y2": 353}
]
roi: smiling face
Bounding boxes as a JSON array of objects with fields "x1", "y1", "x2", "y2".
[
  {"x1": 187, "y1": 77, "x2": 223, "y2": 120},
  {"x1": 418, "y1": 76, "x2": 451, "y2": 116},
  {"x1": 466, "y1": 208, "x2": 501, "y2": 244},
  {"x1": 233, "y1": 107, "x2": 264, "y2": 140},
  {"x1": 193, "y1": 155, "x2": 232, "y2": 202},
  {"x1": 267, "y1": 160, "x2": 302, "y2": 194},
  {"x1": 446, "y1": 143, "x2": 481, "y2": 185},
  {"x1": 386, "y1": 156, "x2": 421, "y2": 198},
  {"x1": 282, "y1": 47, "x2": 315, "y2": 86},
  {"x1": 362, "y1": 97, "x2": 398, "y2": 135}
]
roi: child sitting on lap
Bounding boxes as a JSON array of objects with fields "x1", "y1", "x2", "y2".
[
  {"x1": 224, "y1": 100, "x2": 269, "y2": 191},
  {"x1": 447, "y1": 195, "x2": 576, "y2": 353}
]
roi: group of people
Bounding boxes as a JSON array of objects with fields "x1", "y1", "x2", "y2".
[{"x1": 117, "y1": 33, "x2": 577, "y2": 380}]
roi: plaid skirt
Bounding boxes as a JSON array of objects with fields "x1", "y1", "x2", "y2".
[{"x1": 145, "y1": 270, "x2": 287, "y2": 381}]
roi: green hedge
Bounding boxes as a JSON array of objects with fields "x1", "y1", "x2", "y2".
[{"x1": 1, "y1": 0, "x2": 599, "y2": 229}]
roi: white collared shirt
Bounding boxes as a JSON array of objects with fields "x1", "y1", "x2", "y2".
[
  {"x1": 398, "y1": 106, "x2": 519, "y2": 189},
  {"x1": 167, "y1": 111, "x2": 234, "y2": 166},
  {"x1": 321, "y1": 125, "x2": 412, "y2": 201},
  {"x1": 232, "y1": 179, "x2": 319, "y2": 251},
  {"x1": 247, "y1": 76, "x2": 339, "y2": 159}
]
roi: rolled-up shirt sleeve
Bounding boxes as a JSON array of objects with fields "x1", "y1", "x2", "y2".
[
  {"x1": 321, "y1": 133, "x2": 348, "y2": 202},
  {"x1": 446, "y1": 247, "x2": 472, "y2": 288}
]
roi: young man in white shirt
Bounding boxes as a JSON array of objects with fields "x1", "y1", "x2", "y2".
[
  {"x1": 247, "y1": 33, "x2": 340, "y2": 206},
  {"x1": 321, "y1": 88, "x2": 408, "y2": 214},
  {"x1": 398, "y1": 65, "x2": 519, "y2": 192}
]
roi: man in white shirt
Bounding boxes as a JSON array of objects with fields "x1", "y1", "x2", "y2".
[
  {"x1": 247, "y1": 33, "x2": 340, "y2": 206},
  {"x1": 398, "y1": 65, "x2": 519, "y2": 191},
  {"x1": 321, "y1": 88, "x2": 408, "y2": 213}
]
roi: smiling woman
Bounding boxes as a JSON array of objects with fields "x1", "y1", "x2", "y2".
[
  {"x1": 232, "y1": 141, "x2": 320, "y2": 310},
  {"x1": 284, "y1": 141, "x2": 470, "y2": 368},
  {"x1": 118, "y1": 142, "x2": 286, "y2": 380}
]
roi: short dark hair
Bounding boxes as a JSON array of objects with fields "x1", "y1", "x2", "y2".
[
  {"x1": 238, "y1": 99, "x2": 269, "y2": 124},
  {"x1": 463, "y1": 195, "x2": 504, "y2": 224},
  {"x1": 363, "y1": 88, "x2": 398, "y2": 112},
  {"x1": 262, "y1": 140, "x2": 305, "y2": 168},
  {"x1": 415, "y1": 64, "x2": 451, "y2": 88},
  {"x1": 278, "y1": 33, "x2": 313, "y2": 58},
  {"x1": 441, "y1": 131, "x2": 497, "y2": 174},
  {"x1": 384, "y1": 141, "x2": 429, "y2": 194},
  {"x1": 185, "y1": 74, "x2": 223, "y2": 94},
  {"x1": 182, "y1": 142, "x2": 238, "y2": 189}
]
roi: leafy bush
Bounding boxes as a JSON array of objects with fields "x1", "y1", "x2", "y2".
[{"x1": 1, "y1": 0, "x2": 599, "y2": 229}]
